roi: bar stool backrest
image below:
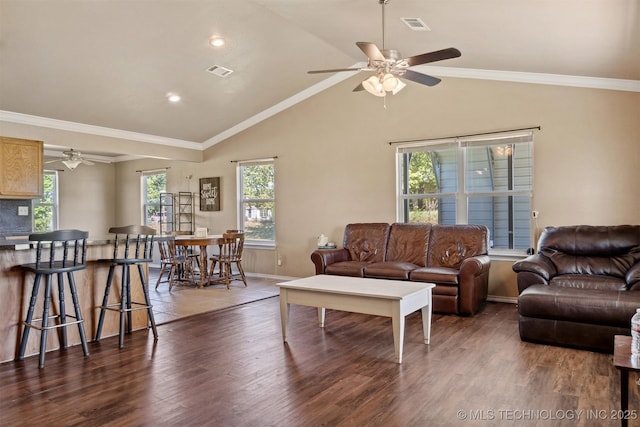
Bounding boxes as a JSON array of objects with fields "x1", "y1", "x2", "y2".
[
  {"x1": 28, "y1": 229, "x2": 88, "y2": 270},
  {"x1": 108, "y1": 225, "x2": 156, "y2": 262}
]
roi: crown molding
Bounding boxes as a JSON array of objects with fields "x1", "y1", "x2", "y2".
[
  {"x1": 415, "y1": 66, "x2": 640, "y2": 92},
  {"x1": 0, "y1": 110, "x2": 202, "y2": 149}
]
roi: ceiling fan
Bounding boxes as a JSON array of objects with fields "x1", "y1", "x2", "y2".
[
  {"x1": 45, "y1": 149, "x2": 95, "y2": 170},
  {"x1": 308, "y1": 0, "x2": 461, "y2": 97}
]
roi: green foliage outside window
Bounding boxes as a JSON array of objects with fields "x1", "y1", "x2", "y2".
[
  {"x1": 241, "y1": 163, "x2": 275, "y2": 243},
  {"x1": 405, "y1": 152, "x2": 439, "y2": 224},
  {"x1": 33, "y1": 172, "x2": 56, "y2": 232},
  {"x1": 143, "y1": 172, "x2": 166, "y2": 226}
]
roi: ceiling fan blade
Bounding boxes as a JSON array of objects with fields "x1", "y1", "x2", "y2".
[
  {"x1": 402, "y1": 70, "x2": 441, "y2": 87},
  {"x1": 353, "y1": 82, "x2": 365, "y2": 92},
  {"x1": 44, "y1": 159, "x2": 61, "y2": 164},
  {"x1": 81, "y1": 159, "x2": 95, "y2": 166},
  {"x1": 308, "y1": 68, "x2": 362, "y2": 74},
  {"x1": 405, "y1": 47, "x2": 461, "y2": 67},
  {"x1": 356, "y1": 42, "x2": 385, "y2": 61}
]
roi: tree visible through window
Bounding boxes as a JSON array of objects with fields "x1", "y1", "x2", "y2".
[
  {"x1": 238, "y1": 160, "x2": 275, "y2": 245},
  {"x1": 142, "y1": 171, "x2": 166, "y2": 232},
  {"x1": 33, "y1": 170, "x2": 58, "y2": 232}
]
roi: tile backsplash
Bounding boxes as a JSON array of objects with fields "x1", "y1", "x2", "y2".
[{"x1": 0, "y1": 199, "x2": 33, "y2": 236}]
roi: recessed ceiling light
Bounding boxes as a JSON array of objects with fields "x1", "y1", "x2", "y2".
[
  {"x1": 210, "y1": 36, "x2": 225, "y2": 47},
  {"x1": 167, "y1": 94, "x2": 181, "y2": 102}
]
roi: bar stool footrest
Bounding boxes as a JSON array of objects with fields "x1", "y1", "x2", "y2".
[{"x1": 24, "y1": 314, "x2": 84, "y2": 331}]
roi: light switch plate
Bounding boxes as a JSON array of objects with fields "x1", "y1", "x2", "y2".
[{"x1": 18, "y1": 206, "x2": 29, "y2": 216}]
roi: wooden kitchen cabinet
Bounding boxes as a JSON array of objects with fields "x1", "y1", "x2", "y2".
[{"x1": 0, "y1": 137, "x2": 43, "y2": 198}]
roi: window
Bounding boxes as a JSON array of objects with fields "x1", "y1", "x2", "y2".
[
  {"x1": 238, "y1": 160, "x2": 275, "y2": 246},
  {"x1": 142, "y1": 171, "x2": 166, "y2": 231},
  {"x1": 397, "y1": 131, "x2": 533, "y2": 252},
  {"x1": 33, "y1": 170, "x2": 58, "y2": 232}
]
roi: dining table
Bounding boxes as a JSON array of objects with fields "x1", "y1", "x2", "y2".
[{"x1": 174, "y1": 234, "x2": 226, "y2": 287}]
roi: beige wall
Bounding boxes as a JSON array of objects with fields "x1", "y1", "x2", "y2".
[
  {"x1": 57, "y1": 161, "x2": 116, "y2": 236},
  {"x1": 4, "y1": 75, "x2": 640, "y2": 300}
]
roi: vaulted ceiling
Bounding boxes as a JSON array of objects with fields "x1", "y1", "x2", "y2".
[{"x1": 1, "y1": 0, "x2": 638, "y2": 159}]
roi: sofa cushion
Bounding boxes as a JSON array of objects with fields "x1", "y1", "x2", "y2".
[
  {"x1": 325, "y1": 261, "x2": 369, "y2": 277},
  {"x1": 410, "y1": 267, "x2": 459, "y2": 284},
  {"x1": 343, "y1": 223, "x2": 390, "y2": 263},
  {"x1": 385, "y1": 223, "x2": 431, "y2": 266},
  {"x1": 427, "y1": 224, "x2": 489, "y2": 268},
  {"x1": 518, "y1": 285, "x2": 640, "y2": 327},
  {"x1": 364, "y1": 262, "x2": 417, "y2": 280},
  {"x1": 549, "y1": 274, "x2": 627, "y2": 291}
]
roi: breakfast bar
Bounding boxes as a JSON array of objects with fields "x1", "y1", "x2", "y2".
[{"x1": 0, "y1": 237, "x2": 151, "y2": 364}]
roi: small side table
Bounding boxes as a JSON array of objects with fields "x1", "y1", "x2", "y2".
[{"x1": 614, "y1": 335, "x2": 640, "y2": 427}]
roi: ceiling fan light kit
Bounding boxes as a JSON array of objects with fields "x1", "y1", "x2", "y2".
[
  {"x1": 61, "y1": 159, "x2": 82, "y2": 170},
  {"x1": 308, "y1": 0, "x2": 461, "y2": 98},
  {"x1": 45, "y1": 148, "x2": 96, "y2": 170}
]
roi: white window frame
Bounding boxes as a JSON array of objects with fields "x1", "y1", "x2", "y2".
[
  {"x1": 32, "y1": 170, "x2": 59, "y2": 232},
  {"x1": 141, "y1": 170, "x2": 167, "y2": 230},
  {"x1": 237, "y1": 159, "x2": 275, "y2": 247},
  {"x1": 396, "y1": 130, "x2": 534, "y2": 255}
]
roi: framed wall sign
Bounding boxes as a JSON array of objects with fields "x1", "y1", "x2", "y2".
[{"x1": 199, "y1": 177, "x2": 220, "y2": 211}]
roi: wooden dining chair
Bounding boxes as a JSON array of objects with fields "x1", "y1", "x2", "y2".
[
  {"x1": 171, "y1": 230, "x2": 200, "y2": 271},
  {"x1": 209, "y1": 231, "x2": 247, "y2": 289},
  {"x1": 155, "y1": 236, "x2": 195, "y2": 291}
]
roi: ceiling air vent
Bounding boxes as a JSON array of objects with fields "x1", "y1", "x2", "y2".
[
  {"x1": 206, "y1": 65, "x2": 234, "y2": 78},
  {"x1": 401, "y1": 17, "x2": 430, "y2": 31}
]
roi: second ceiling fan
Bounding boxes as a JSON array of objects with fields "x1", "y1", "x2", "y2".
[{"x1": 308, "y1": 0, "x2": 461, "y2": 97}]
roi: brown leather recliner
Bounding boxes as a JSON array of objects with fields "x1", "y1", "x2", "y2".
[
  {"x1": 311, "y1": 222, "x2": 491, "y2": 315},
  {"x1": 513, "y1": 225, "x2": 640, "y2": 353}
]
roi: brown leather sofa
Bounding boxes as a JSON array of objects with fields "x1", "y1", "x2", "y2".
[
  {"x1": 512, "y1": 225, "x2": 640, "y2": 353},
  {"x1": 310, "y1": 222, "x2": 491, "y2": 315}
]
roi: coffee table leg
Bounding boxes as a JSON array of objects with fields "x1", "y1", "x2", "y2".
[
  {"x1": 318, "y1": 307, "x2": 325, "y2": 327},
  {"x1": 392, "y1": 306, "x2": 405, "y2": 364},
  {"x1": 421, "y1": 304, "x2": 431, "y2": 345},
  {"x1": 279, "y1": 289, "x2": 289, "y2": 342}
]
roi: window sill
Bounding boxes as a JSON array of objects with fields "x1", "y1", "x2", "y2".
[
  {"x1": 245, "y1": 241, "x2": 276, "y2": 250},
  {"x1": 488, "y1": 249, "x2": 529, "y2": 261}
]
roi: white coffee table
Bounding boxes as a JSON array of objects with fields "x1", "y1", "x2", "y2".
[{"x1": 277, "y1": 275, "x2": 435, "y2": 364}]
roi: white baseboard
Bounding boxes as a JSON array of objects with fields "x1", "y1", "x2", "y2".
[
  {"x1": 246, "y1": 272, "x2": 299, "y2": 281},
  {"x1": 487, "y1": 295, "x2": 518, "y2": 304}
]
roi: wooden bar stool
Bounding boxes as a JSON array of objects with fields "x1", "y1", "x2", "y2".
[
  {"x1": 95, "y1": 225, "x2": 158, "y2": 348},
  {"x1": 17, "y1": 230, "x2": 90, "y2": 368}
]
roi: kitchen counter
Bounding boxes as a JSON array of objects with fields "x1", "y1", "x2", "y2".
[
  {"x1": 0, "y1": 237, "x2": 153, "y2": 364},
  {"x1": 0, "y1": 236, "x2": 116, "y2": 249}
]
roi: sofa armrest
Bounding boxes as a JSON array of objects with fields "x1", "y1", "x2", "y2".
[
  {"x1": 457, "y1": 255, "x2": 491, "y2": 315},
  {"x1": 627, "y1": 261, "x2": 640, "y2": 289},
  {"x1": 512, "y1": 254, "x2": 557, "y2": 293},
  {"x1": 459, "y1": 255, "x2": 491, "y2": 277},
  {"x1": 512, "y1": 254, "x2": 557, "y2": 280},
  {"x1": 311, "y1": 248, "x2": 350, "y2": 275}
]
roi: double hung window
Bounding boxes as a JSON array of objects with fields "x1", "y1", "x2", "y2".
[
  {"x1": 237, "y1": 160, "x2": 275, "y2": 246},
  {"x1": 32, "y1": 170, "x2": 58, "y2": 232},
  {"x1": 142, "y1": 171, "x2": 167, "y2": 230},
  {"x1": 397, "y1": 130, "x2": 534, "y2": 252}
]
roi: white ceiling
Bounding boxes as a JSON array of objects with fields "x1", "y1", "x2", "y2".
[{"x1": 1, "y1": 0, "x2": 638, "y2": 156}]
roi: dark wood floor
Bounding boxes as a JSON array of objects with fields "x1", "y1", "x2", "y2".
[{"x1": 1, "y1": 299, "x2": 638, "y2": 426}]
